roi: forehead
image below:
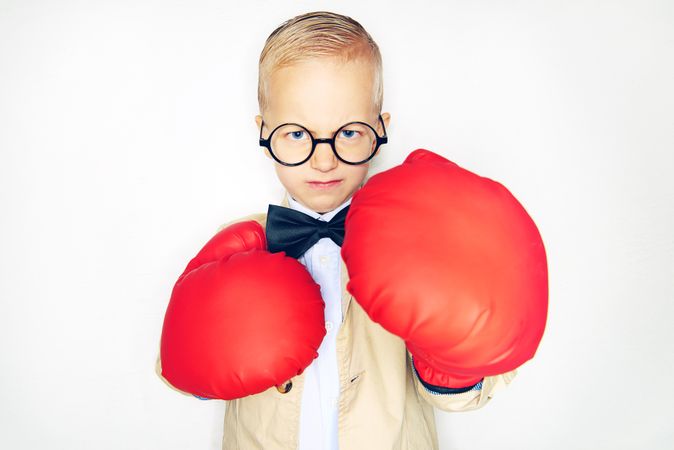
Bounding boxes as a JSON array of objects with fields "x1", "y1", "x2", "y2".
[{"x1": 266, "y1": 57, "x2": 376, "y2": 130}]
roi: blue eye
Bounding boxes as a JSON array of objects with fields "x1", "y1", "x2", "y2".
[
  {"x1": 289, "y1": 130, "x2": 305, "y2": 140},
  {"x1": 340, "y1": 129, "x2": 358, "y2": 138}
]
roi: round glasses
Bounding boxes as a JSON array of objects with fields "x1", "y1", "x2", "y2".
[{"x1": 258, "y1": 115, "x2": 388, "y2": 166}]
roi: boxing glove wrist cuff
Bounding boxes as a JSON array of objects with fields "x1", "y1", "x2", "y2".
[{"x1": 411, "y1": 354, "x2": 484, "y2": 392}]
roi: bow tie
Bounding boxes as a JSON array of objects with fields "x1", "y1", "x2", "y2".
[{"x1": 265, "y1": 204, "x2": 350, "y2": 259}]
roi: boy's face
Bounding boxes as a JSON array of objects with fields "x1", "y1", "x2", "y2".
[{"x1": 255, "y1": 57, "x2": 391, "y2": 214}]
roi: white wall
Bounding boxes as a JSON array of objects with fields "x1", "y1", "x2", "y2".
[{"x1": 1, "y1": 0, "x2": 672, "y2": 448}]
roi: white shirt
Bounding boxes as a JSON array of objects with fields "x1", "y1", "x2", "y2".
[{"x1": 287, "y1": 194, "x2": 352, "y2": 450}]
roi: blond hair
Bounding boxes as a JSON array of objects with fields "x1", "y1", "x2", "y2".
[{"x1": 257, "y1": 11, "x2": 383, "y2": 116}]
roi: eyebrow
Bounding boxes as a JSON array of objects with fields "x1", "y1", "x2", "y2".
[
  {"x1": 275, "y1": 121, "x2": 364, "y2": 134},
  {"x1": 266, "y1": 123, "x2": 318, "y2": 134}
]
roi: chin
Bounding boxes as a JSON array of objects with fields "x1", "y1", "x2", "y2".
[
  {"x1": 308, "y1": 195, "x2": 343, "y2": 213},
  {"x1": 311, "y1": 199, "x2": 339, "y2": 213}
]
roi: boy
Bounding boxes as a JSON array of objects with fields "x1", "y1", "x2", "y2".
[{"x1": 158, "y1": 10, "x2": 545, "y2": 450}]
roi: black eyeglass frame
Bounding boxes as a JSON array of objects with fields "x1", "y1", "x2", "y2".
[{"x1": 258, "y1": 114, "x2": 388, "y2": 166}]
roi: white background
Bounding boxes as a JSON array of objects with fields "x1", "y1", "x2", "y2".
[{"x1": 1, "y1": 0, "x2": 673, "y2": 449}]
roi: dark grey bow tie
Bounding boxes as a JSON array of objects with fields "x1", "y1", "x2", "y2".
[{"x1": 265, "y1": 204, "x2": 350, "y2": 259}]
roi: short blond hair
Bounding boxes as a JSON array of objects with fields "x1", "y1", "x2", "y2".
[{"x1": 258, "y1": 11, "x2": 383, "y2": 116}]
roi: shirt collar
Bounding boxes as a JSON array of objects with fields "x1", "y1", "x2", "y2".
[{"x1": 286, "y1": 193, "x2": 352, "y2": 222}]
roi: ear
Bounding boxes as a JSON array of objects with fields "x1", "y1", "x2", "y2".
[
  {"x1": 381, "y1": 112, "x2": 391, "y2": 130},
  {"x1": 255, "y1": 115, "x2": 272, "y2": 160}
]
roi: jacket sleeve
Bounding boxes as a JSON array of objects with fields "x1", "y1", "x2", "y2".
[{"x1": 407, "y1": 350, "x2": 518, "y2": 412}]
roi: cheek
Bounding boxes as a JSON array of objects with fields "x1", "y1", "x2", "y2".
[
  {"x1": 347, "y1": 165, "x2": 369, "y2": 183},
  {"x1": 275, "y1": 165, "x2": 303, "y2": 188},
  {"x1": 274, "y1": 166, "x2": 289, "y2": 186}
]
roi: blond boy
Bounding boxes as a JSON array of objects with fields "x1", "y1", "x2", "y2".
[{"x1": 158, "y1": 11, "x2": 522, "y2": 450}]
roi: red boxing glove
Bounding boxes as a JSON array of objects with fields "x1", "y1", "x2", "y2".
[
  {"x1": 341, "y1": 149, "x2": 548, "y2": 388},
  {"x1": 160, "y1": 220, "x2": 326, "y2": 399}
]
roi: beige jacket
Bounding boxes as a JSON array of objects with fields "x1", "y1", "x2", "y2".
[{"x1": 157, "y1": 192, "x2": 517, "y2": 450}]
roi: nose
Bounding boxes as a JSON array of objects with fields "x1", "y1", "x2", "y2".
[{"x1": 310, "y1": 141, "x2": 338, "y2": 171}]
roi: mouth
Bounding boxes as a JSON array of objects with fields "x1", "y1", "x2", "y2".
[{"x1": 307, "y1": 179, "x2": 342, "y2": 190}]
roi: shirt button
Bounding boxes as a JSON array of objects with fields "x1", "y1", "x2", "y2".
[
  {"x1": 325, "y1": 321, "x2": 333, "y2": 332},
  {"x1": 319, "y1": 255, "x2": 328, "y2": 265}
]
